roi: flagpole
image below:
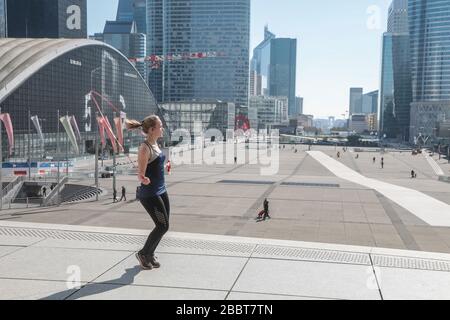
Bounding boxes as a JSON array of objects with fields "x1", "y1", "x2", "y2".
[
  {"x1": 57, "y1": 109, "x2": 60, "y2": 206},
  {"x1": 0, "y1": 107, "x2": 3, "y2": 211},
  {"x1": 28, "y1": 109, "x2": 31, "y2": 179}
]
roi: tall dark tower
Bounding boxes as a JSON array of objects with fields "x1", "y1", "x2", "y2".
[{"x1": 6, "y1": 0, "x2": 87, "y2": 39}]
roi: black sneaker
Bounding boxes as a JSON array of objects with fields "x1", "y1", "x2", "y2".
[
  {"x1": 135, "y1": 252, "x2": 152, "y2": 270},
  {"x1": 148, "y1": 255, "x2": 161, "y2": 268}
]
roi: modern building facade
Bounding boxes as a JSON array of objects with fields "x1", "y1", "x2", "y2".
[
  {"x1": 116, "y1": 0, "x2": 146, "y2": 35},
  {"x1": 388, "y1": 0, "x2": 409, "y2": 33},
  {"x1": 0, "y1": 38, "x2": 161, "y2": 160},
  {"x1": 350, "y1": 114, "x2": 369, "y2": 134},
  {"x1": 295, "y1": 97, "x2": 304, "y2": 116},
  {"x1": 146, "y1": 0, "x2": 163, "y2": 102},
  {"x1": 349, "y1": 88, "x2": 363, "y2": 115},
  {"x1": 148, "y1": 0, "x2": 250, "y2": 106},
  {"x1": 269, "y1": 38, "x2": 297, "y2": 116},
  {"x1": 159, "y1": 101, "x2": 236, "y2": 138},
  {"x1": 362, "y1": 91, "x2": 379, "y2": 115},
  {"x1": 116, "y1": 0, "x2": 134, "y2": 22},
  {"x1": 251, "y1": 27, "x2": 297, "y2": 115},
  {"x1": 409, "y1": 0, "x2": 450, "y2": 141},
  {"x1": 378, "y1": 0, "x2": 413, "y2": 141},
  {"x1": 0, "y1": 0, "x2": 6, "y2": 38},
  {"x1": 6, "y1": 0, "x2": 87, "y2": 39},
  {"x1": 249, "y1": 96, "x2": 288, "y2": 130},
  {"x1": 103, "y1": 21, "x2": 146, "y2": 80}
]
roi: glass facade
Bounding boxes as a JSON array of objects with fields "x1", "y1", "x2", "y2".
[
  {"x1": 392, "y1": 34, "x2": 412, "y2": 141},
  {"x1": 408, "y1": 0, "x2": 450, "y2": 140},
  {"x1": 0, "y1": 42, "x2": 160, "y2": 160},
  {"x1": 388, "y1": 0, "x2": 409, "y2": 33},
  {"x1": 379, "y1": 33, "x2": 397, "y2": 138},
  {"x1": 159, "y1": 101, "x2": 236, "y2": 138},
  {"x1": 409, "y1": 0, "x2": 450, "y2": 102},
  {"x1": 269, "y1": 39, "x2": 297, "y2": 116},
  {"x1": 146, "y1": 0, "x2": 163, "y2": 102},
  {"x1": 6, "y1": 0, "x2": 87, "y2": 39},
  {"x1": 250, "y1": 27, "x2": 297, "y2": 116},
  {"x1": 133, "y1": 0, "x2": 146, "y2": 35},
  {"x1": 150, "y1": 0, "x2": 250, "y2": 106},
  {"x1": 116, "y1": 0, "x2": 134, "y2": 22},
  {"x1": 349, "y1": 88, "x2": 363, "y2": 114},
  {"x1": 0, "y1": 0, "x2": 6, "y2": 38}
]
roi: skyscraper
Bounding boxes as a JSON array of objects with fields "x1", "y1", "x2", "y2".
[
  {"x1": 270, "y1": 38, "x2": 297, "y2": 116},
  {"x1": 103, "y1": 20, "x2": 146, "y2": 80},
  {"x1": 149, "y1": 0, "x2": 250, "y2": 106},
  {"x1": 146, "y1": 0, "x2": 163, "y2": 102},
  {"x1": 409, "y1": 0, "x2": 450, "y2": 140},
  {"x1": 295, "y1": 97, "x2": 304, "y2": 115},
  {"x1": 117, "y1": 0, "x2": 146, "y2": 35},
  {"x1": 363, "y1": 90, "x2": 379, "y2": 115},
  {"x1": 6, "y1": 0, "x2": 87, "y2": 39},
  {"x1": 379, "y1": 0, "x2": 412, "y2": 141},
  {"x1": 388, "y1": 0, "x2": 409, "y2": 33},
  {"x1": 251, "y1": 27, "x2": 297, "y2": 115},
  {"x1": 116, "y1": 0, "x2": 134, "y2": 22},
  {"x1": 0, "y1": 0, "x2": 6, "y2": 38},
  {"x1": 349, "y1": 88, "x2": 363, "y2": 114}
]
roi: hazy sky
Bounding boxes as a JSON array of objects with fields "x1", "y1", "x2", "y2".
[{"x1": 88, "y1": 0, "x2": 391, "y2": 119}]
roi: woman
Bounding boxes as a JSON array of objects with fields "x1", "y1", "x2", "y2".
[{"x1": 126, "y1": 115, "x2": 169, "y2": 270}]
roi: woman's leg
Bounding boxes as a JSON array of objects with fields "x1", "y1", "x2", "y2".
[{"x1": 140, "y1": 194, "x2": 170, "y2": 257}]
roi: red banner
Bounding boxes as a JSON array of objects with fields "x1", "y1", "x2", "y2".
[
  {"x1": 114, "y1": 117, "x2": 124, "y2": 153},
  {"x1": 0, "y1": 113, "x2": 14, "y2": 156}
]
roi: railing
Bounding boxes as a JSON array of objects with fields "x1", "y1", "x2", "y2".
[
  {"x1": 62, "y1": 185, "x2": 100, "y2": 203},
  {"x1": 5, "y1": 197, "x2": 44, "y2": 209},
  {"x1": 43, "y1": 176, "x2": 69, "y2": 206},
  {"x1": 1, "y1": 176, "x2": 26, "y2": 200}
]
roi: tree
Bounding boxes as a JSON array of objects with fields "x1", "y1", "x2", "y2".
[{"x1": 347, "y1": 135, "x2": 361, "y2": 146}]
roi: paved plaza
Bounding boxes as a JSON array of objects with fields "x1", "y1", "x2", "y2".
[{"x1": 1, "y1": 145, "x2": 450, "y2": 300}]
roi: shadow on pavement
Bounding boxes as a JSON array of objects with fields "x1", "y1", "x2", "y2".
[{"x1": 40, "y1": 265, "x2": 142, "y2": 300}]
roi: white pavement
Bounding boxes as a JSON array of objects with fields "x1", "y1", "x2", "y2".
[
  {"x1": 423, "y1": 151, "x2": 445, "y2": 176},
  {"x1": 1, "y1": 221, "x2": 450, "y2": 300},
  {"x1": 307, "y1": 151, "x2": 450, "y2": 227}
]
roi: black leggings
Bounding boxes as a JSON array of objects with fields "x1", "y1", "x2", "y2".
[{"x1": 139, "y1": 192, "x2": 170, "y2": 257}]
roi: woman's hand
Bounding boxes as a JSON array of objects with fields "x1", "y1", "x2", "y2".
[{"x1": 139, "y1": 175, "x2": 151, "y2": 185}]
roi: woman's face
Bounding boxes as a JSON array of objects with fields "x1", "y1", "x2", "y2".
[{"x1": 150, "y1": 120, "x2": 164, "y2": 139}]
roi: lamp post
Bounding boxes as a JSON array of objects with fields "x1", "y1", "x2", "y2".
[
  {"x1": 95, "y1": 112, "x2": 99, "y2": 201},
  {"x1": 28, "y1": 109, "x2": 31, "y2": 179},
  {"x1": 0, "y1": 107, "x2": 2, "y2": 211},
  {"x1": 112, "y1": 112, "x2": 117, "y2": 196},
  {"x1": 56, "y1": 109, "x2": 60, "y2": 206}
]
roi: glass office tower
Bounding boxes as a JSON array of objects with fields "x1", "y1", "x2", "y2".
[
  {"x1": 116, "y1": 0, "x2": 134, "y2": 22},
  {"x1": 0, "y1": 0, "x2": 6, "y2": 38},
  {"x1": 148, "y1": 0, "x2": 250, "y2": 105},
  {"x1": 409, "y1": 0, "x2": 450, "y2": 140}
]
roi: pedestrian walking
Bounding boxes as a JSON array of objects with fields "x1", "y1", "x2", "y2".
[
  {"x1": 263, "y1": 198, "x2": 271, "y2": 220},
  {"x1": 113, "y1": 188, "x2": 118, "y2": 203},
  {"x1": 373, "y1": 157, "x2": 376, "y2": 164},
  {"x1": 119, "y1": 186, "x2": 127, "y2": 202},
  {"x1": 42, "y1": 186, "x2": 47, "y2": 198},
  {"x1": 166, "y1": 160, "x2": 172, "y2": 175},
  {"x1": 411, "y1": 170, "x2": 415, "y2": 179},
  {"x1": 126, "y1": 115, "x2": 169, "y2": 270}
]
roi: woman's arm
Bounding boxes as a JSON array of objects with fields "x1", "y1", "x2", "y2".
[{"x1": 138, "y1": 144, "x2": 151, "y2": 185}]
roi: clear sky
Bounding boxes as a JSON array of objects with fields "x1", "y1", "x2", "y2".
[{"x1": 88, "y1": 0, "x2": 392, "y2": 119}]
